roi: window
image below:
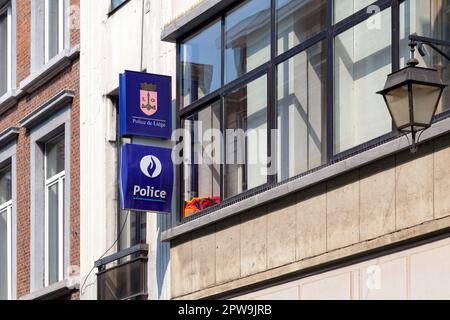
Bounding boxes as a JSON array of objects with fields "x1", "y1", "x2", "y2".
[
  {"x1": 177, "y1": 0, "x2": 450, "y2": 221},
  {"x1": 0, "y1": 3, "x2": 12, "y2": 97},
  {"x1": 334, "y1": 0, "x2": 376, "y2": 23},
  {"x1": 224, "y1": 75, "x2": 268, "y2": 197},
  {"x1": 401, "y1": 0, "x2": 450, "y2": 114},
  {"x1": 111, "y1": 0, "x2": 127, "y2": 11},
  {"x1": 181, "y1": 20, "x2": 222, "y2": 108},
  {"x1": 225, "y1": 0, "x2": 270, "y2": 83},
  {"x1": 44, "y1": 0, "x2": 65, "y2": 63},
  {"x1": 277, "y1": 0, "x2": 327, "y2": 55},
  {"x1": 182, "y1": 102, "x2": 221, "y2": 218},
  {"x1": 277, "y1": 41, "x2": 327, "y2": 181},
  {"x1": 334, "y1": 8, "x2": 392, "y2": 154},
  {"x1": 0, "y1": 165, "x2": 12, "y2": 300},
  {"x1": 44, "y1": 134, "x2": 65, "y2": 286}
]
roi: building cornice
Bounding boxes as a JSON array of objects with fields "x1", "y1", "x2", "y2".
[
  {"x1": 0, "y1": 127, "x2": 19, "y2": 150},
  {"x1": 20, "y1": 90, "x2": 75, "y2": 130}
]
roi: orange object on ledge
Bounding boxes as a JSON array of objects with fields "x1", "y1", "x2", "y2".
[{"x1": 184, "y1": 196, "x2": 221, "y2": 218}]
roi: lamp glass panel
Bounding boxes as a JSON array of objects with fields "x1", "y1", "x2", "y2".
[
  {"x1": 412, "y1": 84, "x2": 443, "y2": 125},
  {"x1": 384, "y1": 84, "x2": 411, "y2": 129}
]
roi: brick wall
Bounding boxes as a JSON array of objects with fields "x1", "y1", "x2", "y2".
[{"x1": 0, "y1": 0, "x2": 80, "y2": 300}]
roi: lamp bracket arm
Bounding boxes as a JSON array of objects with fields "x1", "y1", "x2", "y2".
[{"x1": 409, "y1": 35, "x2": 450, "y2": 61}]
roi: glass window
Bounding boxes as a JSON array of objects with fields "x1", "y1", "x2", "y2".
[
  {"x1": 0, "y1": 165, "x2": 12, "y2": 300},
  {"x1": 334, "y1": 8, "x2": 392, "y2": 154},
  {"x1": 225, "y1": 75, "x2": 268, "y2": 198},
  {"x1": 182, "y1": 102, "x2": 221, "y2": 218},
  {"x1": 400, "y1": 0, "x2": 450, "y2": 114},
  {"x1": 181, "y1": 20, "x2": 222, "y2": 108},
  {"x1": 334, "y1": 0, "x2": 376, "y2": 24},
  {"x1": 225, "y1": 0, "x2": 271, "y2": 83},
  {"x1": 277, "y1": 0, "x2": 327, "y2": 55},
  {"x1": 45, "y1": 134, "x2": 65, "y2": 179},
  {"x1": 0, "y1": 5, "x2": 11, "y2": 97},
  {"x1": 277, "y1": 41, "x2": 327, "y2": 181},
  {"x1": 45, "y1": 0, "x2": 65, "y2": 63},
  {"x1": 111, "y1": 0, "x2": 127, "y2": 11},
  {"x1": 0, "y1": 165, "x2": 11, "y2": 206},
  {"x1": 44, "y1": 134, "x2": 65, "y2": 286}
]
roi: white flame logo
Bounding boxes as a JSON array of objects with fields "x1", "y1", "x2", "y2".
[{"x1": 140, "y1": 155, "x2": 162, "y2": 179}]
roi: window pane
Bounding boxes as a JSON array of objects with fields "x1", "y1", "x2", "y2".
[
  {"x1": 225, "y1": 75, "x2": 267, "y2": 198},
  {"x1": 181, "y1": 20, "x2": 221, "y2": 108},
  {"x1": 0, "y1": 166, "x2": 11, "y2": 206},
  {"x1": 111, "y1": 0, "x2": 127, "y2": 10},
  {"x1": 183, "y1": 102, "x2": 221, "y2": 218},
  {"x1": 47, "y1": 0, "x2": 60, "y2": 61},
  {"x1": 277, "y1": 0, "x2": 327, "y2": 55},
  {"x1": 334, "y1": 8, "x2": 392, "y2": 154},
  {"x1": 334, "y1": 0, "x2": 376, "y2": 23},
  {"x1": 119, "y1": 211, "x2": 147, "y2": 251},
  {"x1": 225, "y1": 0, "x2": 271, "y2": 83},
  {"x1": 0, "y1": 209, "x2": 8, "y2": 300},
  {"x1": 46, "y1": 135, "x2": 65, "y2": 179},
  {"x1": 47, "y1": 183, "x2": 59, "y2": 285},
  {"x1": 277, "y1": 41, "x2": 327, "y2": 181},
  {"x1": 0, "y1": 10, "x2": 8, "y2": 96},
  {"x1": 400, "y1": 0, "x2": 450, "y2": 114}
]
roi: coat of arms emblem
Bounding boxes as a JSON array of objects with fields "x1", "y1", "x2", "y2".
[{"x1": 140, "y1": 83, "x2": 158, "y2": 116}]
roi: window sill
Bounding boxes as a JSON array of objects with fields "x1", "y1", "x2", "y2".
[
  {"x1": 19, "y1": 277, "x2": 80, "y2": 300},
  {"x1": 162, "y1": 116, "x2": 450, "y2": 242},
  {"x1": 20, "y1": 46, "x2": 80, "y2": 95}
]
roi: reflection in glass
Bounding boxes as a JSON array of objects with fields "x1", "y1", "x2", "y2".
[
  {"x1": 277, "y1": 41, "x2": 327, "y2": 181},
  {"x1": 45, "y1": 135, "x2": 65, "y2": 179},
  {"x1": 334, "y1": 9, "x2": 392, "y2": 154},
  {"x1": 400, "y1": 0, "x2": 450, "y2": 114},
  {"x1": 334, "y1": 0, "x2": 375, "y2": 24},
  {"x1": 225, "y1": 75, "x2": 267, "y2": 198},
  {"x1": 46, "y1": 0, "x2": 60, "y2": 61},
  {"x1": 225, "y1": 0, "x2": 271, "y2": 83},
  {"x1": 277, "y1": 0, "x2": 327, "y2": 55},
  {"x1": 181, "y1": 20, "x2": 222, "y2": 108},
  {"x1": 0, "y1": 10, "x2": 8, "y2": 96},
  {"x1": 183, "y1": 102, "x2": 221, "y2": 218},
  {"x1": 0, "y1": 209, "x2": 7, "y2": 300},
  {"x1": 47, "y1": 183, "x2": 59, "y2": 285},
  {"x1": 0, "y1": 166, "x2": 11, "y2": 206}
]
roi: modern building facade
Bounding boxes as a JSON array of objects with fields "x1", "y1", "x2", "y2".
[
  {"x1": 2, "y1": 0, "x2": 449, "y2": 301},
  {"x1": 78, "y1": 0, "x2": 450, "y2": 300},
  {"x1": 0, "y1": 0, "x2": 80, "y2": 300}
]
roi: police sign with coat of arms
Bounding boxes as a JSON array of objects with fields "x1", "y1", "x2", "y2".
[{"x1": 119, "y1": 70, "x2": 172, "y2": 139}]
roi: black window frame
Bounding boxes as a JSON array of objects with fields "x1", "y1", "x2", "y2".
[{"x1": 176, "y1": 0, "x2": 450, "y2": 224}]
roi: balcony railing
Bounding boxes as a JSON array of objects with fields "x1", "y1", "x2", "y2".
[{"x1": 95, "y1": 244, "x2": 149, "y2": 300}]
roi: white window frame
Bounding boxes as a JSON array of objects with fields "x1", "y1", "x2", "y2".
[
  {"x1": 43, "y1": 137, "x2": 65, "y2": 287},
  {"x1": 0, "y1": 199, "x2": 12, "y2": 300},
  {"x1": 44, "y1": 0, "x2": 65, "y2": 64},
  {"x1": 0, "y1": 3, "x2": 12, "y2": 95}
]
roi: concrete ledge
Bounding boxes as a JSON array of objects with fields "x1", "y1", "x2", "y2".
[
  {"x1": 162, "y1": 117, "x2": 450, "y2": 242},
  {"x1": 0, "y1": 127, "x2": 19, "y2": 150},
  {"x1": 161, "y1": 0, "x2": 238, "y2": 42},
  {"x1": 0, "y1": 89, "x2": 21, "y2": 115},
  {"x1": 20, "y1": 90, "x2": 75, "y2": 129},
  {"x1": 20, "y1": 278, "x2": 80, "y2": 300},
  {"x1": 20, "y1": 45, "x2": 80, "y2": 95},
  {"x1": 173, "y1": 215, "x2": 450, "y2": 300}
]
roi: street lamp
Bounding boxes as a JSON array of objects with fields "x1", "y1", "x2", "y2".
[{"x1": 378, "y1": 35, "x2": 448, "y2": 153}]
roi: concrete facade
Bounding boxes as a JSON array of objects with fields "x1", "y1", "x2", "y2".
[{"x1": 170, "y1": 136, "x2": 450, "y2": 299}]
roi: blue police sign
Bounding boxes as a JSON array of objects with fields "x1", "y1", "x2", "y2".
[
  {"x1": 120, "y1": 144, "x2": 173, "y2": 213},
  {"x1": 119, "y1": 70, "x2": 172, "y2": 139}
]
